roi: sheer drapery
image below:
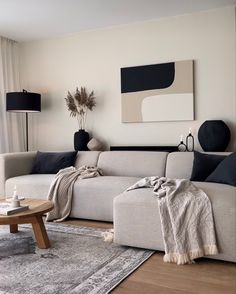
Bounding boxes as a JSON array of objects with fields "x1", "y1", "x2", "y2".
[{"x1": 0, "y1": 36, "x2": 24, "y2": 153}]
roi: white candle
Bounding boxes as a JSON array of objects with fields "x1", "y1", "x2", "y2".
[{"x1": 13, "y1": 185, "x2": 18, "y2": 200}]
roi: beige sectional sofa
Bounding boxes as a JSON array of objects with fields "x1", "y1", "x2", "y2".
[{"x1": 0, "y1": 150, "x2": 235, "y2": 262}]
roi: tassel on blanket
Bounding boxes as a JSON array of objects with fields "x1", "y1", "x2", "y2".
[
  {"x1": 102, "y1": 229, "x2": 114, "y2": 242},
  {"x1": 164, "y1": 253, "x2": 195, "y2": 265},
  {"x1": 164, "y1": 245, "x2": 218, "y2": 265}
]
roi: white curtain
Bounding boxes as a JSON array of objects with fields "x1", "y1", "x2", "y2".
[{"x1": 0, "y1": 36, "x2": 24, "y2": 153}]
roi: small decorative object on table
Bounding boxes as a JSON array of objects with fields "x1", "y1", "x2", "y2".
[
  {"x1": 178, "y1": 135, "x2": 187, "y2": 152},
  {"x1": 0, "y1": 186, "x2": 28, "y2": 215},
  {"x1": 87, "y1": 137, "x2": 104, "y2": 151},
  {"x1": 65, "y1": 86, "x2": 96, "y2": 151},
  {"x1": 186, "y1": 128, "x2": 194, "y2": 151}
]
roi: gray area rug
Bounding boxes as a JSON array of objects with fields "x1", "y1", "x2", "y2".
[
  {"x1": 0, "y1": 223, "x2": 154, "y2": 294},
  {"x1": 0, "y1": 234, "x2": 35, "y2": 258}
]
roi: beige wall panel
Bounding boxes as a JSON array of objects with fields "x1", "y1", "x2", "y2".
[{"x1": 19, "y1": 7, "x2": 236, "y2": 151}]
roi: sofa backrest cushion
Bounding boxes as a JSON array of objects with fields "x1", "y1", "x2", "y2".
[
  {"x1": 97, "y1": 151, "x2": 168, "y2": 177},
  {"x1": 74, "y1": 151, "x2": 101, "y2": 168},
  {"x1": 31, "y1": 151, "x2": 77, "y2": 174},
  {"x1": 166, "y1": 152, "x2": 232, "y2": 179},
  {"x1": 190, "y1": 151, "x2": 227, "y2": 181},
  {"x1": 206, "y1": 152, "x2": 236, "y2": 186}
]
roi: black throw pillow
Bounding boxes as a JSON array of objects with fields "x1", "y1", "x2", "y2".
[
  {"x1": 190, "y1": 151, "x2": 226, "y2": 181},
  {"x1": 206, "y1": 152, "x2": 236, "y2": 186},
  {"x1": 31, "y1": 151, "x2": 77, "y2": 174}
]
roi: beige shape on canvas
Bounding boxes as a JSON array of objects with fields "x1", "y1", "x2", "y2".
[{"x1": 141, "y1": 93, "x2": 194, "y2": 122}]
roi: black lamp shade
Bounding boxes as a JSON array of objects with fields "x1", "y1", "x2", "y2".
[{"x1": 6, "y1": 92, "x2": 41, "y2": 112}]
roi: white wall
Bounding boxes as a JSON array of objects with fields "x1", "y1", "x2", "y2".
[{"x1": 19, "y1": 6, "x2": 236, "y2": 151}]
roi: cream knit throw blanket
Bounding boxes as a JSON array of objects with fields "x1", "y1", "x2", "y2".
[
  {"x1": 127, "y1": 177, "x2": 218, "y2": 265},
  {"x1": 46, "y1": 166, "x2": 102, "y2": 222}
]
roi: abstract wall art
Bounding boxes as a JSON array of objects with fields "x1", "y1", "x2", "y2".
[{"x1": 121, "y1": 60, "x2": 194, "y2": 122}]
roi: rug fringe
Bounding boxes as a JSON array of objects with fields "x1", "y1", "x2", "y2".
[
  {"x1": 102, "y1": 229, "x2": 114, "y2": 243},
  {"x1": 163, "y1": 244, "x2": 218, "y2": 265}
]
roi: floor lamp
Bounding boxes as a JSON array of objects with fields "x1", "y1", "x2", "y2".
[{"x1": 6, "y1": 89, "x2": 41, "y2": 151}]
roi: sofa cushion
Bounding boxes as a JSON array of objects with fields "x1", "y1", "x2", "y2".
[
  {"x1": 70, "y1": 176, "x2": 140, "y2": 221},
  {"x1": 206, "y1": 152, "x2": 236, "y2": 186},
  {"x1": 190, "y1": 151, "x2": 226, "y2": 181},
  {"x1": 5, "y1": 174, "x2": 55, "y2": 199},
  {"x1": 114, "y1": 188, "x2": 163, "y2": 250},
  {"x1": 31, "y1": 151, "x2": 77, "y2": 174},
  {"x1": 165, "y1": 152, "x2": 231, "y2": 179},
  {"x1": 74, "y1": 151, "x2": 101, "y2": 168},
  {"x1": 193, "y1": 182, "x2": 236, "y2": 261},
  {"x1": 97, "y1": 151, "x2": 168, "y2": 177},
  {"x1": 165, "y1": 152, "x2": 194, "y2": 179}
]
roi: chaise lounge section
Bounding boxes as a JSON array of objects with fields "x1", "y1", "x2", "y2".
[{"x1": 114, "y1": 152, "x2": 236, "y2": 263}]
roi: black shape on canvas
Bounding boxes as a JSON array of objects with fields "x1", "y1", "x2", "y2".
[{"x1": 121, "y1": 62, "x2": 175, "y2": 93}]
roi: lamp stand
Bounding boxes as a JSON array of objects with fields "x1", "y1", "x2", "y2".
[{"x1": 26, "y1": 112, "x2": 29, "y2": 152}]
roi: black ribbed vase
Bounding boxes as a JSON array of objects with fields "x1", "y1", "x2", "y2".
[
  {"x1": 74, "y1": 129, "x2": 90, "y2": 151},
  {"x1": 198, "y1": 120, "x2": 231, "y2": 151}
]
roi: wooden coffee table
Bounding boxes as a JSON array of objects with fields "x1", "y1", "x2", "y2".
[{"x1": 0, "y1": 198, "x2": 53, "y2": 249}]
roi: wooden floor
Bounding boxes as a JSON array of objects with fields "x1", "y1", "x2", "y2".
[{"x1": 64, "y1": 219, "x2": 236, "y2": 294}]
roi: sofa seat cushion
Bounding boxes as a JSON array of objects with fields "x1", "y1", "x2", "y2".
[
  {"x1": 193, "y1": 181, "x2": 236, "y2": 207},
  {"x1": 70, "y1": 176, "x2": 140, "y2": 222},
  {"x1": 5, "y1": 174, "x2": 55, "y2": 199}
]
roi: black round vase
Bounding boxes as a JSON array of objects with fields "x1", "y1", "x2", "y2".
[
  {"x1": 74, "y1": 129, "x2": 90, "y2": 151},
  {"x1": 198, "y1": 120, "x2": 230, "y2": 151}
]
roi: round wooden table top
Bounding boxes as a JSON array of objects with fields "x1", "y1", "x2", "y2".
[{"x1": 0, "y1": 198, "x2": 53, "y2": 222}]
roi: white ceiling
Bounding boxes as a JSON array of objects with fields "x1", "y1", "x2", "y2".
[{"x1": 0, "y1": 0, "x2": 235, "y2": 42}]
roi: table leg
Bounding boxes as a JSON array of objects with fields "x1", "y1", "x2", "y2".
[
  {"x1": 31, "y1": 216, "x2": 50, "y2": 249},
  {"x1": 10, "y1": 224, "x2": 18, "y2": 233}
]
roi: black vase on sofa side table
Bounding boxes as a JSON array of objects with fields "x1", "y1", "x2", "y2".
[{"x1": 74, "y1": 129, "x2": 90, "y2": 151}]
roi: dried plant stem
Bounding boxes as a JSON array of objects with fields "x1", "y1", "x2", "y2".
[
  {"x1": 77, "y1": 115, "x2": 82, "y2": 130},
  {"x1": 83, "y1": 110, "x2": 88, "y2": 130}
]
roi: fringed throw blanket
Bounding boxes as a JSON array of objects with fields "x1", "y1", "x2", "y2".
[
  {"x1": 127, "y1": 177, "x2": 218, "y2": 265},
  {"x1": 46, "y1": 166, "x2": 102, "y2": 222}
]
